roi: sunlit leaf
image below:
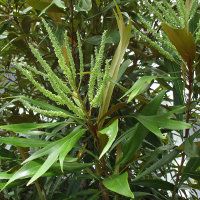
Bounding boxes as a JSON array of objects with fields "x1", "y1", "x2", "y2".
[
  {"x1": 98, "y1": 0, "x2": 131, "y2": 129},
  {"x1": 0, "y1": 137, "x2": 50, "y2": 147},
  {"x1": 0, "y1": 121, "x2": 68, "y2": 134},
  {"x1": 27, "y1": 150, "x2": 59, "y2": 185},
  {"x1": 121, "y1": 76, "x2": 156, "y2": 102},
  {"x1": 98, "y1": 120, "x2": 118, "y2": 159},
  {"x1": 134, "y1": 111, "x2": 191, "y2": 139},
  {"x1": 118, "y1": 91, "x2": 165, "y2": 165},
  {"x1": 16, "y1": 128, "x2": 86, "y2": 185},
  {"x1": 59, "y1": 129, "x2": 86, "y2": 172},
  {"x1": 1, "y1": 160, "x2": 47, "y2": 190},
  {"x1": 103, "y1": 172, "x2": 134, "y2": 198}
]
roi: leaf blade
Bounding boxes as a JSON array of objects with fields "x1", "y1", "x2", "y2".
[
  {"x1": 103, "y1": 172, "x2": 134, "y2": 198},
  {"x1": 99, "y1": 120, "x2": 118, "y2": 159}
]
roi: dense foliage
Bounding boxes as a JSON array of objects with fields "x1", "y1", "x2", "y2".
[{"x1": 0, "y1": 0, "x2": 200, "y2": 199}]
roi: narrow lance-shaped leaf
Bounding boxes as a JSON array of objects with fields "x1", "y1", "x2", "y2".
[
  {"x1": 135, "y1": 130, "x2": 200, "y2": 181},
  {"x1": 98, "y1": 120, "x2": 118, "y2": 159},
  {"x1": 103, "y1": 172, "x2": 134, "y2": 199},
  {"x1": 0, "y1": 121, "x2": 68, "y2": 133},
  {"x1": 121, "y1": 76, "x2": 156, "y2": 102},
  {"x1": 134, "y1": 111, "x2": 191, "y2": 139},
  {"x1": 20, "y1": 129, "x2": 86, "y2": 185},
  {"x1": 1, "y1": 160, "x2": 46, "y2": 190},
  {"x1": 98, "y1": 0, "x2": 131, "y2": 129},
  {"x1": 59, "y1": 129, "x2": 86, "y2": 172},
  {"x1": 27, "y1": 150, "x2": 59, "y2": 185},
  {"x1": 118, "y1": 91, "x2": 165, "y2": 165},
  {"x1": 0, "y1": 137, "x2": 50, "y2": 147}
]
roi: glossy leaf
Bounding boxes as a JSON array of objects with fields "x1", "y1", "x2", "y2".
[
  {"x1": 134, "y1": 111, "x2": 191, "y2": 139},
  {"x1": 59, "y1": 129, "x2": 86, "y2": 171},
  {"x1": 165, "y1": 60, "x2": 184, "y2": 105},
  {"x1": 121, "y1": 76, "x2": 156, "y2": 102},
  {"x1": 103, "y1": 172, "x2": 134, "y2": 198},
  {"x1": 98, "y1": 1, "x2": 131, "y2": 129},
  {"x1": 0, "y1": 172, "x2": 12, "y2": 180},
  {"x1": 0, "y1": 121, "x2": 68, "y2": 134},
  {"x1": 27, "y1": 150, "x2": 59, "y2": 185},
  {"x1": 117, "y1": 59, "x2": 131, "y2": 81},
  {"x1": 14, "y1": 129, "x2": 86, "y2": 185},
  {"x1": 0, "y1": 137, "x2": 50, "y2": 147},
  {"x1": 22, "y1": 129, "x2": 85, "y2": 163},
  {"x1": 1, "y1": 160, "x2": 46, "y2": 190},
  {"x1": 99, "y1": 120, "x2": 118, "y2": 159},
  {"x1": 39, "y1": 0, "x2": 66, "y2": 16},
  {"x1": 118, "y1": 91, "x2": 165, "y2": 165},
  {"x1": 2, "y1": 160, "x2": 93, "y2": 190}
]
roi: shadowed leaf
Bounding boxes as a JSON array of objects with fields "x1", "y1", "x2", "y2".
[{"x1": 162, "y1": 23, "x2": 196, "y2": 66}]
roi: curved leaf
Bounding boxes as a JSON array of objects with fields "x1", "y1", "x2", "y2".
[
  {"x1": 98, "y1": 1, "x2": 131, "y2": 129},
  {"x1": 103, "y1": 172, "x2": 134, "y2": 199},
  {"x1": 162, "y1": 23, "x2": 196, "y2": 66},
  {"x1": 99, "y1": 120, "x2": 118, "y2": 159}
]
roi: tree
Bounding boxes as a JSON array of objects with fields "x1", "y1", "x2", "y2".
[{"x1": 0, "y1": 0, "x2": 200, "y2": 199}]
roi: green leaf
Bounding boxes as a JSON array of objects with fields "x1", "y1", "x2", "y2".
[
  {"x1": 98, "y1": 0, "x2": 131, "y2": 129},
  {"x1": 162, "y1": 23, "x2": 196, "y2": 66},
  {"x1": 0, "y1": 172, "x2": 12, "y2": 180},
  {"x1": 183, "y1": 138, "x2": 200, "y2": 157},
  {"x1": 59, "y1": 129, "x2": 86, "y2": 172},
  {"x1": 78, "y1": 0, "x2": 92, "y2": 12},
  {"x1": 0, "y1": 121, "x2": 68, "y2": 134},
  {"x1": 165, "y1": 60, "x2": 184, "y2": 105},
  {"x1": 27, "y1": 150, "x2": 59, "y2": 185},
  {"x1": 103, "y1": 172, "x2": 134, "y2": 199},
  {"x1": 0, "y1": 137, "x2": 50, "y2": 147},
  {"x1": 1, "y1": 159, "x2": 93, "y2": 190},
  {"x1": 18, "y1": 128, "x2": 86, "y2": 185},
  {"x1": 134, "y1": 111, "x2": 191, "y2": 139},
  {"x1": 133, "y1": 192, "x2": 153, "y2": 198},
  {"x1": 133, "y1": 179, "x2": 174, "y2": 191},
  {"x1": 117, "y1": 59, "x2": 131, "y2": 82},
  {"x1": 85, "y1": 35, "x2": 102, "y2": 45},
  {"x1": 99, "y1": 120, "x2": 118, "y2": 159},
  {"x1": 53, "y1": 0, "x2": 65, "y2": 9},
  {"x1": 118, "y1": 91, "x2": 165, "y2": 165},
  {"x1": 1, "y1": 160, "x2": 48, "y2": 190},
  {"x1": 52, "y1": 162, "x2": 93, "y2": 172},
  {"x1": 22, "y1": 129, "x2": 85, "y2": 163},
  {"x1": 26, "y1": 0, "x2": 65, "y2": 13},
  {"x1": 135, "y1": 149, "x2": 180, "y2": 180},
  {"x1": 179, "y1": 157, "x2": 200, "y2": 187},
  {"x1": 121, "y1": 76, "x2": 156, "y2": 102},
  {"x1": 39, "y1": 0, "x2": 65, "y2": 16}
]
